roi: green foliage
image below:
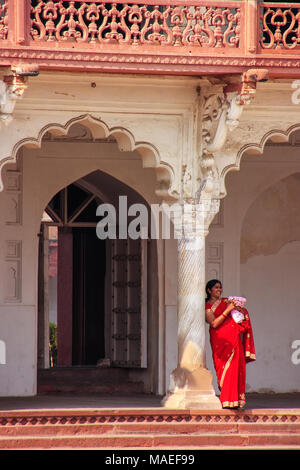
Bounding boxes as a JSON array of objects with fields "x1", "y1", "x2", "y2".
[{"x1": 49, "y1": 322, "x2": 57, "y2": 367}]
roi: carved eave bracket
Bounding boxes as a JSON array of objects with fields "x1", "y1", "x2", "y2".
[
  {"x1": 200, "y1": 69, "x2": 269, "y2": 198},
  {"x1": 0, "y1": 64, "x2": 39, "y2": 123},
  {"x1": 203, "y1": 69, "x2": 269, "y2": 158},
  {"x1": 192, "y1": 69, "x2": 269, "y2": 231}
]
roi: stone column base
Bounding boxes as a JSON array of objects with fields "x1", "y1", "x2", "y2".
[{"x1": 162, "y1": 366, "x2": 222, "y2": 410}]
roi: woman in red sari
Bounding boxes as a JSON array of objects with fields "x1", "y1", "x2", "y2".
[{"x1": 205, "y1": 279, "x2": 256, "y2": 409}]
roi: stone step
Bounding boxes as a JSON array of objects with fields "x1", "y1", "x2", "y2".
[
  {"x1": 0, "y1": 409, "x2": 299, "y2": 449},
  {"x1": 0, "y1": 433, "x2": 300, "y2": 449},
  {"x1": 0, "y1": 422, "x2": 300, "y2": 437}
]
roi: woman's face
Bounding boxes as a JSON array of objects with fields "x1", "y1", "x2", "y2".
[{"x1": 209, "y1": 282, "x2": 223, "y2": 299}]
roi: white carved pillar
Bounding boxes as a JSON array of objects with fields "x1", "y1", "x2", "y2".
[{"x1": 163, "y1": 195, "x2": 221, "y2": 409}]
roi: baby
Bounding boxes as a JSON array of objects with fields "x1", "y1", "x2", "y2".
[{"x1": 228, "y1": 296, "x2": 246, "y2": 323}]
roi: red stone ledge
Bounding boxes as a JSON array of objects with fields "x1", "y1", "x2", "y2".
[{"x1": 1, "y1": 47, "x2": 300, "y2": 77}]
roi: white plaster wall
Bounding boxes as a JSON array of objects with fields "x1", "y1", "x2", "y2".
[
  {"x1": 206, "y1": 142, "x2": 300, "y2": 394},
  {"x1": 241, "y1": 241, "x2": 300, "y2": 392},
  {"x1": 0, "y1": 155, "x2": 38, "y2": 396},
  {"x1": 0, "y1": 307, "x2": 36, "y2": 396}
]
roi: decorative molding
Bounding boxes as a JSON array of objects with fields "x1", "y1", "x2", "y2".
[
  {"x1": 4, "y1": 169, "x2": 22, "y2": 225},
  {"x1": 206, "y1": 242, "x2": 223, "y2": 283},
  {"x1": 4, "y1": 240, "x2": 22, "y2": 303},
  {"x1": 4, "y1": 194, "x2": 21, "y2": 225},
  {"x1": 0, "y1": 113, "x2": 176, "y2": 200},
  {"x1": 43, "y1": 125, "x2": 116, "y2": 143},
  {"x1": 5, "y1": 171, "x2": 21, "y2": 192},
  {"x1": 220, "y1": 123, "x2": 300, "y2": 196},
  {"x1": 0, "y1": 410, "x2": 299, "y2": 426},
  {"x1": 0, "y1": 48, "x2": 300, "y2": 75}
]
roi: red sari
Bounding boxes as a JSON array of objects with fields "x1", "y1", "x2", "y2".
[{"x1": 205, "y1": 298, "x2": 256, "y2": 409}]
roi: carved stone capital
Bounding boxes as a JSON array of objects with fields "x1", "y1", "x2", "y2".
[{"x1": 171, "y1": 195, "x2": 220, "y2": 241}]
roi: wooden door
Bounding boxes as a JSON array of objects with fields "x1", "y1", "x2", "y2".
[{"x1": 111, "y1": 237, "x2": 147, "y2": 367}]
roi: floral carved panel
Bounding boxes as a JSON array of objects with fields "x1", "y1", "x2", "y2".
[{"x1": 30, "y1": 1, "x2": 241, "y2": 48}]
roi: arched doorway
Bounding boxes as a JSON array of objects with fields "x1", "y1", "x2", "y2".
[
  {"x1": 0, "y1": 111, "x2": 170, "y2": 397},
  {"x1": 37, "y1": 171, "x2": 155, "y2": 394}
]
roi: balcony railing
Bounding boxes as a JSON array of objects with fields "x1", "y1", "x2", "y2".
[
  {"x1": 0, "y1": 1, "x2": 300, "y2": 76},
  {"x1": 260, "y1": 2, "x2": 300, "y2": 51},
  {"x1": 31, "y1": 1, "x2": 242, "y2": 48}
]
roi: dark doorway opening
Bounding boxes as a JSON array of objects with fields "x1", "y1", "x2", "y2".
[
  {"x1": 72, "y1": 227, "x2": 106, "y2": 366},
  {"x1": 39, "y1": 181, "x2": 106, "y2": 368}
]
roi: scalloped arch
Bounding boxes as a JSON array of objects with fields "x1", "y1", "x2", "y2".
[
  {"x1": 220, "y1": 123, "x2": 300, "y2": 198},
  {"x1": 0, "y1": 113, "x2": 176, "y2": 199}
]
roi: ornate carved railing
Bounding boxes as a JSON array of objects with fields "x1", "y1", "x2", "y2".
[
  {"x1": 29, "y1": 0, "x2": 242, "y2": 48},
  {"x1": 260, "y1": 2, "x2": 300, "y2": 51},
  {"x1": 0, "y1": 1, "x2": 8, "y2": 41},
  {"x1": 0, "y1": 1, "x2": 300, "y2": 76}
]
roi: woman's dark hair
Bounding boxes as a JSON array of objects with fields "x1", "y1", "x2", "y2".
[{"x1": 205, "y1": 279, "x2": 222, "y2": 302}]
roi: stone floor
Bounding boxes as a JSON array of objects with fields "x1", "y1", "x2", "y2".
[{"x1": 0, "y1": 393, "x2": 299, "y2": 411}]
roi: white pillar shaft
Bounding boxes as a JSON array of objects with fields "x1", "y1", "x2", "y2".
[{"x1": 177, "y1": 236, "x2": 205, "y2": 370}]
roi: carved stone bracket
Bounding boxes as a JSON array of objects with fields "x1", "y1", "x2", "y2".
[
  {"x1": 198, "y1": 68, "x2": 269, "y2": 212},
  {"x1": 0, "y1": 64, "x2": 39, "y2": 122},
  {"x1": 203, "y1": 69, "x2": 269, "y2": 158}
]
